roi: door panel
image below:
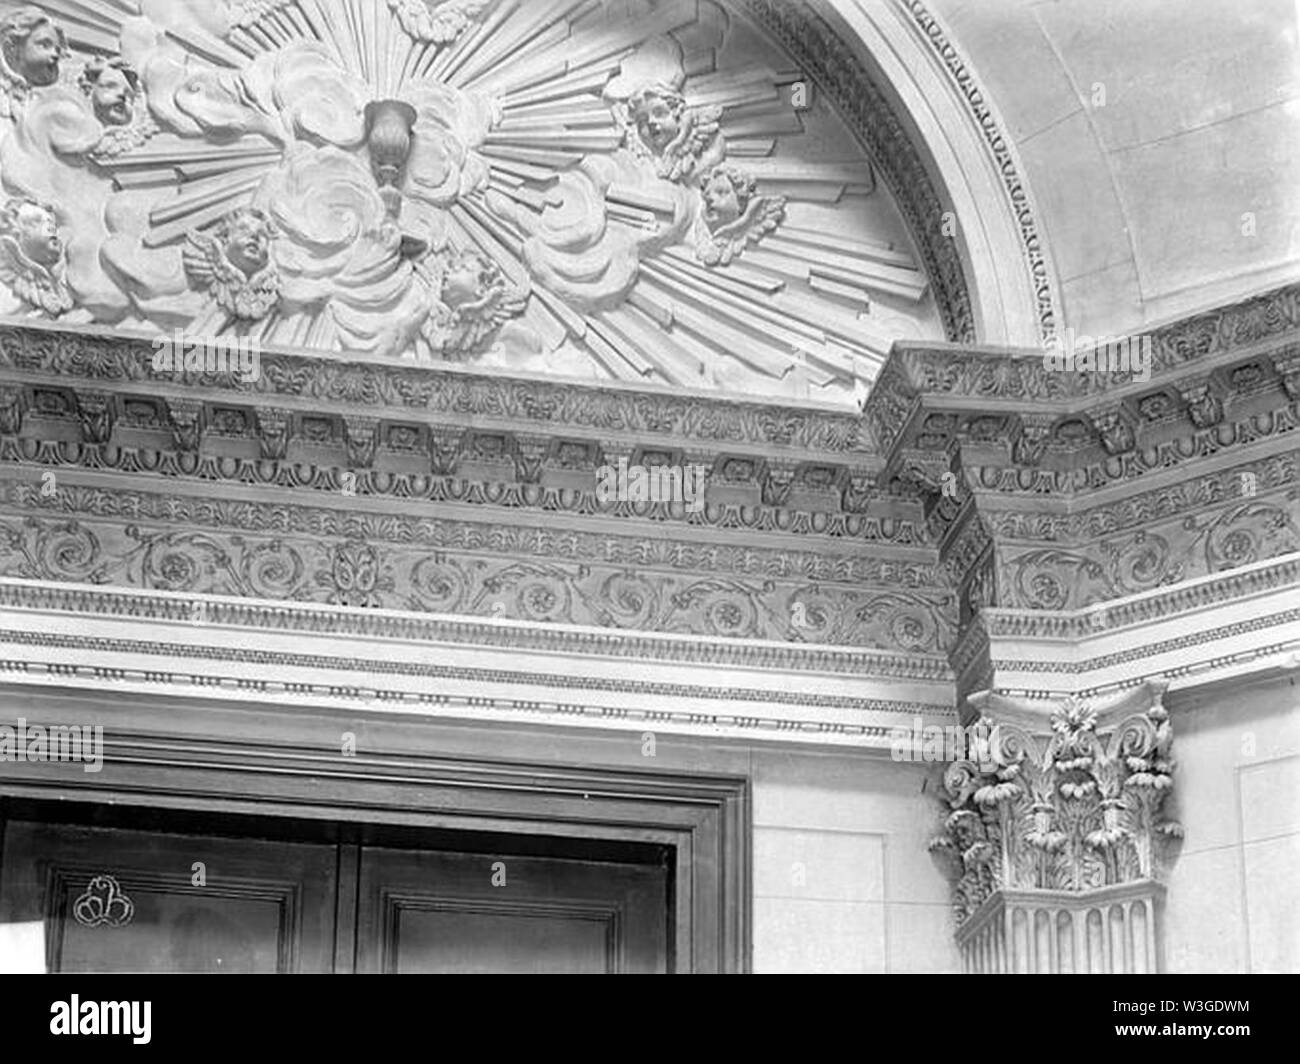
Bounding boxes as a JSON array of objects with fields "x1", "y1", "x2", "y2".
[
  {"x1": 0, "y1": 821, "x2": 338, "y2": 973},
  {"x1": 0, "y1": 814, "x2": 673, "y2": 973},
  {"x1": 356, "y1": 847, "x2": 670, "y2": 973}
]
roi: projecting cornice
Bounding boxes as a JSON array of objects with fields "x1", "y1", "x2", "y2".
[
  {"x1": 0, "y1": 320, "x2": 944, "y2": 595},
  {"x1": 865, "y1": 281, "x2": 1300, "y2": 459},
  {"x1": 0, "y1": 279, "x2": 1297, "y2": 750},
  {"x1": 0, "y1": 319, "x2": 877, "y2": 461},
  {"x1": 858, "y1": 284, "x2": 1300, "y2": 699}
]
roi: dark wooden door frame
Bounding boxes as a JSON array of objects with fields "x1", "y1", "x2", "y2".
[{"x1": 0, "y1": 692, "x2": 751, "y2": 973}]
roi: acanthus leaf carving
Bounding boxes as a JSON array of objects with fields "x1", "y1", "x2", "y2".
[
  {"x1": 256, "y1": 407, "x2": 291, "y2": 461},
  {"x1": 1179, "y1": 377, "x2": 1224, "y2": 429},
  {"x1": 343, "y1": 415, "x2": 379, "y2": 470},
  {"x1": 930, "y1": 682, "x2": 1180, "y2": 925},
  {"x1": 1273, "y1": 346, "x2": 1300, "y2": 401},
  {"x1": 0, "y1": 500, "x2": 955, "y2": 653},
  {"x1": 1090, "y1": 409, "x2": 1136, "y2": 457},
  {"x1": 0, "y1": 383, "x2": 24, "y2": 435},
  {"x1": 75, "y1": 389, "x2": 111, "y2": 445},
  {"x1": 1013, "y1": 414, "x2": 1055, "y2": 466}
]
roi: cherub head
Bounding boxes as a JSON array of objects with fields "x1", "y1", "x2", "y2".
[
  {"x1": 0, "y1": 196, "x2": 63, "y2": 268},
  {"x1": 0, "y1": 196, "x2": 71, "y2": 314},
  {"x1": 700, "y1": 165, "x2": 757, "y2": 231},
  {"x1": 441, "y1": 250, "x2": 502, "y2": 312},
  {"x1": 79, "y1": 56, "x2": 140, "y2": 127},
  {"x1": 628, "y1": 82, "x2": 687, "y2": 155},
  {"x1": 428, "y1": 249, "x2": 525, "y2": 357},
  {"x1": 0, "y1": 7, "x2": 67, "y2": 88},
  {"x1": 215, "y1": 207, "x2": 275, "y2": 278}
]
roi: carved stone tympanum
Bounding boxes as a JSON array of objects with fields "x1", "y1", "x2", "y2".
[{"x1": 0, "y1": 0, "x2": 942, "y2": 403}]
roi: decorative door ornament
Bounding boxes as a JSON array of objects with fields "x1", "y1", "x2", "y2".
[{"x1": 72, "y1": 874, "x2": 135, "y2": 929}]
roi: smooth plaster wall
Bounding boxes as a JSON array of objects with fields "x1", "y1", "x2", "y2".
[
  {"x1": 503, "y1": 730, "x2": 962, "y2": 973},
  {"x1": 749, "y1": 749, "x2": 959, "y2": 973},
  {"x1": 1164, "y1": 671, "x2": 1300, "y2": 973},
  {"x1": 929, "y1": 0, "x2": 1300, "y2": 336}
]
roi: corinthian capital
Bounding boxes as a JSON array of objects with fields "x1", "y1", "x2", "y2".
[{"x1": 931, "y1": 680, "x2": 1180, "y2": 925}]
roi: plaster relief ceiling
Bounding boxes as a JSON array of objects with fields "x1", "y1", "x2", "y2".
[{"x1": 0, "y1": 0, "x2": 942, "y2": 405}]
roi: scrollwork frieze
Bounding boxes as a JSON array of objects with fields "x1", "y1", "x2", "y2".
[
  {"x1": 0, "y1": 478, "x2": 948, "y2": 589},
  {"x1": 978, "y1": 552, "x2": 1300, "y2": 643},
  {"x1": 998, "y1": 496, "x2": 1300, "y2": 610},
  {"x1": 0, "y1": 510, "x2": 957, "y2": 653}
]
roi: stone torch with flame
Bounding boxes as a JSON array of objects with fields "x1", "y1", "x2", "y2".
[{"x1": 364, "y1": 99, "x2": 427, "y2": 260}]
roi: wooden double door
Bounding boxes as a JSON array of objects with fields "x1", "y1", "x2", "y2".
[{"x1": 0, "y1": 806, "x2": 672, "y2": 974}]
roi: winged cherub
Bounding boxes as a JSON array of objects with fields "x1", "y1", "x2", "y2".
[
  {"x1": 183, "y1": 207, "x2": 281, "y2": 320},
  {"x1": 623, "y1": 82, "x2": 723, "y2": 183},
  {"x1": 693, "y1": 165, "x2": 786, "y2": 267},
  {"x1": 388, "y1": 0, "x2": 492, "y2": 44},
  {"x1": 79, "y1": 56, "x2": 158, "y2": 158},
  {"x1": 0, "y1": 196, "x2": 73, "y2": 315},
  {"x1": 0, "y1": 7, "x2": 67, "y2": 116},
  {"x1": 425, "y1": 250, "x2": 526, "y2": 358}
]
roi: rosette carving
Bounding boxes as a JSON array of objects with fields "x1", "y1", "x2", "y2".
[
  {"x1": 1201, "y1": 502, "x2": 1300, "y2": 572},
  {"x1": 596, "y1": 571, "x2": 660, "y2": 629},
  {"x1": 127, "y1": 529, "x2": 234, "y2": 594},
  {"x1": 669, "y1": 578, "x2": 769, "y2": 639},
  {"x1": 242, "y1": 538, "x2": 308, "y2": 599},
  {"x1": 408, "y1": 553, "x2": 475, "y2": 613},
  {"x1": 33, "y1": 520, "x2": 106, "y2": 581},
  {"x1": 478, "y1": 562, "x2": 579, "y2": 624}
]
